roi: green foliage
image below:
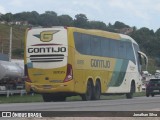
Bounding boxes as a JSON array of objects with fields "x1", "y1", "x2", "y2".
[
  {"x1": 74, "y1": 14, "x2": 89, "y2": 28},
  {"x1": 0, "y1": 94, "x2": 43, "y2": 103},
  {"x1": 0, "y1": 92, "x2": 145, "y2": 103},
  {"x1": 0, "y1": 24, "x2": 26, "y2": 57},
  {"x1": 155, "y1": 58, "x2": 160, "y2": 67},
  {"x1": 131, "y1": 27, "x2": 160, "y2": 57},
  {"x1": 155, "y1": 28, "x2": 160, "y2": 37},
  {"x1": 89, "y1": 21, "x2": 107, "y2": 30},
  {"x1": 58, "y1": 15, "x2": 73, "y2": 26},
  {"x1": 38, "y1": 11, "x2": 59, "y2": 27},
  {"x1": 1, "y1": 13, "x2": 13, "y2": 22},
  {"x1": 114, "y1": 21, "x2": 130, "y2": 29},
  {"x1": 12, "y1": 48, "x2": 24, "y2": 57}
]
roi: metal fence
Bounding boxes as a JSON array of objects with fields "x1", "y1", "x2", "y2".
[{"x1": 0, "y1": 89, "x2": 26, "y2": 97}]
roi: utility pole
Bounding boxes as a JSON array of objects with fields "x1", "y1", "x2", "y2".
[
  {"x1": 9, "y1": 27, "x2": 12, "y2": 61},
  {"x1": 0, "y1": 36, "x2": 3, "y2": 53},
  {"x1": 1, "y1": 41, "x2": 3, "y2": 54}
]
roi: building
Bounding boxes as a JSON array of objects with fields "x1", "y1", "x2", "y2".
[{"x1": 116, "y1": 27, "x2": 133, "y2": 35}]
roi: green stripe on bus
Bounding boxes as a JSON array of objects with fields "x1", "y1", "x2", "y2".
[
  {"x1": 115, "y1": 60, "x2": 129, "y2": 86},
  {"x1": 108, "y1": 59, "x2": 123, "y2": 86},
  {"x1": 108, "y1": 59, "x2": 129, "y2": 87}
]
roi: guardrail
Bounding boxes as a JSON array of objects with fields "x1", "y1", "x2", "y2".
[{"x1": 0, "y1": 90, "x2": 26, "y2": 97}]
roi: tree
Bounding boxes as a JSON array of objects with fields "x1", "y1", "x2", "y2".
[
  {"x1": 155, "y1": 28, "x2": 160, "y2": 37},
  {"x1": 13, "y1": 12, "x2": 30, "y2": 21},
  {"x1": 132, "y1": 26, "x2": 137, "y2": 31},
  {"x1": 38, "y1": 11, "x2": 59, "y2": 27},
  {"x1": 74, "y1": 14, "x2": 89, "y2": 28},
  {"x1": 113, "y1": 21, "x2": 130, "y2": 29},
  {"x1": 106, "y1": 23, "x2": 117, "y2": 32},
  {"x1": 130, "y1": 27, "x2": 158, "y2": 56},
  {"x1": 1, "y1": 13, "x2": 13, "y2": 22},
  {"x1": 0, "y1": 13, "x2": 3, "y2": 21},
  {"x1": 89, "y1": 21, "x2": 107, "y2": 30},
  {"x1": 58, "y1": 15, "x2": 73, "y2": 26},
  {"x1": 28, "y1": 11, "x2": 39, "y2": 25}
]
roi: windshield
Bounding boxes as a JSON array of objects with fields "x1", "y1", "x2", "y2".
[{"x1": 149, "y1": 79, "x2": 160, "y2": 84}]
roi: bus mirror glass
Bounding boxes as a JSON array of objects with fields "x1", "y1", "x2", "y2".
[{"x1": 138, "y1": 53, "x2": 142, "y2": 65}]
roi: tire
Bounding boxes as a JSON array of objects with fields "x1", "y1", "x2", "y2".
[
  {"x1": 42, "y1": 94, "x2": 53, "y2": 102},
  {"x1": 92, "y1": 81, "x2": 101, "y2": 100},
  {"x1": 126, "y1": 82, "x2": 135, "y2": 99},
  {"x1": 151, "y1": 93, "x2": 155, "y2": 97},
  {"x1": 81, "y1": 81, "x2": 93, "y2": 101},
  {"x1": 146, "y1": 93, "x2": 150, "y2": 97},
  {"x1": 52, "y1": 96, "x2": 66, "y2": 102}
]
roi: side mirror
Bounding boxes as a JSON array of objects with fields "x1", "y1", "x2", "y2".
[
  {"x1": 144, "y1": 57, "x2": 147, "y2": 65},
  {"x1": 138, "y1": 51, "x2": 148, "y2": 71},
  {"x1": 138, "y1": 53, "x2": 142, "y2": 65}
]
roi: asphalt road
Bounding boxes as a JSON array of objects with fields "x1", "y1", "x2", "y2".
[
  {"x1": 0, "y1": 96, "x2": 160, "y2": 119},
  {"x1": 0, "y1": 96, "x2": 160, "y2": 111}
]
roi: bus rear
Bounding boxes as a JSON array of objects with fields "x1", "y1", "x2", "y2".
[{"x1": 24, "y1": 27, "x2": 74, "y2": 101}]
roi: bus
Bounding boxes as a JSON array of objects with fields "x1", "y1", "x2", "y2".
[{"x1": 24, "y1": 27, "x2": 148, "y2": 102}]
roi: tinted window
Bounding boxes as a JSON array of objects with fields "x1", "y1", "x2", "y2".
[
  {"x1": 150, "y1": 79, "x2": 160, "y2": 84},
  {"x1": 118, "y1": 41, "x2": 126, "y2": 59},
  {"x1": 74, "y1": 32, "x2": 136, "y2": 63},
  {"x1": 74, "y1": 32, "x2": 82, "y2": 53},
  {"x1": 101, "y1": 38, "x2": 110, "y2": 57},
  {"x1": 133, "y1": 43, "x2": 140, "y2": 70},
  {"x1": 126, "y1": 42, "x2": 135, "y2": 63},
  {"x1": 110, "y1": 40, "x2": 118, "y2": 58},
  {"x1": 91, "y1": 36, "x2": 101, "y2": 56},
  {"x1": 81, "y1": 34, "x2": 91, "y2": 54},
  {"x1": 74, "y1": 32, "x2": 90, "y2": 55}
]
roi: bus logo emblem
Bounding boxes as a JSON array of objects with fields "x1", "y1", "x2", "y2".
[{"x1": 34, "y1": 30, "x2": 59, "y2": 42}]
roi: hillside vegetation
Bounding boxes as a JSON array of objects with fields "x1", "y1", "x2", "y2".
[
  {"x1": 0, "y1": 11, "x2": 160, "y2": 73},
  {"x1": 0, "y1": 24, "x2": 26, "y2": 58}
]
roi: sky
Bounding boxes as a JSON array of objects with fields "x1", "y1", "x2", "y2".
[{"x1": 0, "y1": 0, "x2": 160, "y2": 31}]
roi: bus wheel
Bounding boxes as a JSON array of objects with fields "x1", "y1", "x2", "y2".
[
  {"x1": 42, "y1": 94, "x2": 53, "y2": 102},
  {"x1": 52, "y1": 96, "x2": 66, "y2": 102},
  {"x1": 92, "y1": 81, "x2": 101, "y2": 100},
  {"x1": 146, "y1": 93, "x2": 150, "y2": 97},
  {"x1": 126, "y1": 82, "x2": 135, "y2": 99},
  {"x1": 151, "y1": 93, "x2": 154, "y2": 97},
  {"x1": 81, "y1": 81, "x2": 93, "y2": 101}
]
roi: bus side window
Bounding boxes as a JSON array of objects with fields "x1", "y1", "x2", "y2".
[
  {"x1": 101, "y1": 38, "x2": 110, "y2": 57},
  {"x1": 118, "y1": 41, "x2": 127, "y2": 59},
  {"x1": 74, "y1": 32, "x2": 82, "y2": 53},
  {"x1": 91, "y1": 36, "x2": 101, "y2": 56},
  {"x1": 81, "y1": 34, "x2": 91, "y2": 55},
  {"x1": 110, "y1": 40, "x2": 118, "y2": 58},
  {"x1": 74, "y1": 32, "x2": 91, "y2": 55},
  {"x1": 126, "y1": 42, "x2": 135, "y2": 63}
]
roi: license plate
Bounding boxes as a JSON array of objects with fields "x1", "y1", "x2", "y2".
[
  {"x1": 43, "y1": 85, "x2": 52, "y2": 89},
  {"x1": 153, "y1": 90, "x2": 159, "y2": 92}
]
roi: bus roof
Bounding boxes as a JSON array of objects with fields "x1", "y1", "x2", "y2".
[
  {"x1": 28, "y1": 26, "x2": 138, "y2": 45},
  {"x1": 119, "y1": 34, "x2": 138, "y2": 45}
]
